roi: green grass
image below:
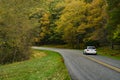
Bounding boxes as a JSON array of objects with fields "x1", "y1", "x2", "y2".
[
  {"x1": 0, "y1": 49, "x2": 70, "y2": 80},
  {"x1": 97, "y1": 47, "x2": 120, "y2": 60}
]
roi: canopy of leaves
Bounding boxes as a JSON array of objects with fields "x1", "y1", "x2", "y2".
[
  {"x1": 56, "y1": 0, "x2": 107, "y2": 48},
  {"x1": 106, "y1": 0, "x2": 120, "y2": 42}
]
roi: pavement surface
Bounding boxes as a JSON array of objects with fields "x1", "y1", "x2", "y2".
[{"x1": 33, "y1": 47, "x2": 120, "y2": 80}]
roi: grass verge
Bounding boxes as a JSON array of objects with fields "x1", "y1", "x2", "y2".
[
  {"x1": 0, "y1": 49, "x2": 70, "y2": 80},
  {"x1": 42, "y1": 44, "x2": 73, "y2": 49},
  {"x1": 97, "y1": 47, "x2": 120, "y2": 60}
]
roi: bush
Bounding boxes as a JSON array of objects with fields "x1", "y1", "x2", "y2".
[{"x1": 0, "y1": 26, "x2": 32, "y2": 64}]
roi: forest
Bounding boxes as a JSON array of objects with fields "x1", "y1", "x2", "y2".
[{"x1": 0, "y1": 0, "x2": 120, "y2": 64}]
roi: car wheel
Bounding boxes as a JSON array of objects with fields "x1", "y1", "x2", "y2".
[
  {"x1": 83, "y1": 52, "x2": 86, "y2": 55},
  {"x1": 95, "y1": 53, "x2": 97, "y2": 55}
]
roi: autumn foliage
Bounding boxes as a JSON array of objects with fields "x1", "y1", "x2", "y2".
[{"x1": 0, "y1": 0, "x2": 120, "y2": 64}]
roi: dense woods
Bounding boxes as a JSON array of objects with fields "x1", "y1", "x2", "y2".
[{"x1": 0, "y1": 0, "x2": 120, "y2": 64}]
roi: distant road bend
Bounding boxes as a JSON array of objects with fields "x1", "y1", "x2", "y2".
[{"x1": 33, "y1": 47, "x2": 120, "y2": 80}]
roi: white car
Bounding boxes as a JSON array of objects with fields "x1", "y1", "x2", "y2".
[{"x1": 83, "y1": 46, "x2": 97, "y2": 55}]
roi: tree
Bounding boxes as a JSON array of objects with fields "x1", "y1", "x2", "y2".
[
  {"x1": 56, "y1": 0, "x2": 88, "y2": 48},
  {"x1": 83, "y1": 0, "x2": 107, "y2": 46},
  {"x1": 0, "y1": 0, "x2": 38, "y2": 64},
  {"x1": 56, "y1": 0, "x2": 107, "y2": 48},
  {"x1": 113, "y1": 25, "x2": 120, "y2": 45},
  {"x1": 106, "y1": 0, "x2": 120, "y2": 49},
  {"x1": 29, "y1": 0, "x2": 65, "y2": 45}
]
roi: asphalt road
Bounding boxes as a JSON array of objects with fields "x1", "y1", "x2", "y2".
[{"x1": 33, "y1": 47, "x2": 120, "y2": 80}]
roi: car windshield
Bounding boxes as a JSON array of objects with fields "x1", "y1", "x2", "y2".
[{"x1": 87, "y1": 46, "x2": 96, "y2": 49}]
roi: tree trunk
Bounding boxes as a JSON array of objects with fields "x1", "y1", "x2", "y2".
[{"x1": 111, "y1": 41, "x2": 114, "y2": 49}]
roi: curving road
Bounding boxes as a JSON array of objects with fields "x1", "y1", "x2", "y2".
[{"x1": 33, "y1": 47, "x2": 120, "y2": 80}]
